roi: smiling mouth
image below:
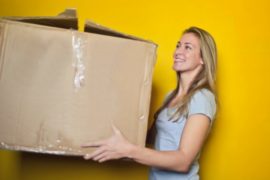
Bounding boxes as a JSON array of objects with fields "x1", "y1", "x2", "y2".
[{"x1": 174, "y1": 59, "x2": 185, "y2": 63}]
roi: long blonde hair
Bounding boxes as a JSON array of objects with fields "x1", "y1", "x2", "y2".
[{"x1": 154, "y1": 26, "x2": 217, "y2": 121}]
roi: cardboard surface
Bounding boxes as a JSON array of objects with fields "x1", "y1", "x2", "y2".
[{"x1": 0, "y1": 10, "x2": 157, "y2": 156}]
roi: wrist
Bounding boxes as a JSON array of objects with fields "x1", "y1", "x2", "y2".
[{"x1": 125, "y1": 143, "x2": 137, "y2": 159}]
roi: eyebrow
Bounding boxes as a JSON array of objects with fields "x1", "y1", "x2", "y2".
[{"x1": 177, "y1": 41, "x2": 193, "y2": 46}]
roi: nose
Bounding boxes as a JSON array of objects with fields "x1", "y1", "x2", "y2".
[
  {"x1": 176, "y1": 44, "x2": 185, "y2": 54},
  {"x1": 174, "y1": 47, "x2": 184, "y2": 58}
]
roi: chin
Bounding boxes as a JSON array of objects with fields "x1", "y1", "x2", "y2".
[{"x1": 173, "y1": 65, "x2": 184, "y2": 72}]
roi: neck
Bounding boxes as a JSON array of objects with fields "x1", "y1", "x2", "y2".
[{"x1": 177, "y1": 66, "x2": 202, "y2": 96}]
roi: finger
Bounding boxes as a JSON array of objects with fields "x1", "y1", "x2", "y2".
[
  {"x1": 99, "y1": 155, "x2": 112, "y2": 163},
  {"x1": 84, "y1": 146, "x2": 107, "y2": 160},
  {"x1": 99, "y1": 153, "x2": 119, "y2": 162},
  {"x1": 81, "y1": 139, "x2": 106, "y2": 148},
  {"x1": 93, "y1": 152, "x2": 108, "y2": 161}
]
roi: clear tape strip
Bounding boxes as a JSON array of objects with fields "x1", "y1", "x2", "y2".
[
  {"x1": 0, "y1": 142, "x2": 83, "y2": 156},
  {"x1": 72, "y1": 31, "x2": 86, "y2": 91}
]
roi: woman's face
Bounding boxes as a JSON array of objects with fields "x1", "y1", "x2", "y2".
[{"x1": 173, "y1": 33, "x2": 203, "y2": 73}]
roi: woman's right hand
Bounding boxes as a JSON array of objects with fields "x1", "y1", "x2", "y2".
[{"x1": 81, "y1": 125, "x2": 135, "y2": 162}]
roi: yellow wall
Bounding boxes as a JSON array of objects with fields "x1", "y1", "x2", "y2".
[{"x1": 1, "y1": 0, "x2": 270, "y2": 179}]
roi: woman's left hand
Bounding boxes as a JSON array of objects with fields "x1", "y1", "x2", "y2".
[{"x1": 81, "y1": 125, "x2": 134, "y2": 162}]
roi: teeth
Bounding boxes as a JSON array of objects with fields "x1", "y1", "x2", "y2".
[{"x1": 175, "y1": 59, "x2": 185, "y2": 62}]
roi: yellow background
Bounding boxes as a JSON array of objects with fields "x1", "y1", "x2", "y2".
[{"x1": 1, "y1": 0, "x2": 270, "y2": 179}]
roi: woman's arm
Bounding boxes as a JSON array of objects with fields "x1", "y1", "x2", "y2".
[{"x1": 81, "y1": 114, "x2": 211, "y2": 173}]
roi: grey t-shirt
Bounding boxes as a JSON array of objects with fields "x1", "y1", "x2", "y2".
[{"x1": 149, "y1": 88, "x2": 216, "y2": 180}]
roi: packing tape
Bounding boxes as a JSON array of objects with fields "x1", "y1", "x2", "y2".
[
  {"x1": 71, "y1": 31, "x2": 86, "y2": 91},
  {"x1": 0, "y1": 142, "x2": 83, "y2": 155}
]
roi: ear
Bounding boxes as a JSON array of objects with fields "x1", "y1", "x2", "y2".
[{"x1": 199, "y1": 57, "x2": 204, "y2": 65}]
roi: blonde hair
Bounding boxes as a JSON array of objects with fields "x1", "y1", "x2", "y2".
[{"x1": 154, "y1": 26, "x2": 217, "y2": 121}]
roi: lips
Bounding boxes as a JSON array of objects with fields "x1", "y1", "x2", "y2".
[{"x1": 174, "y1": 58, "x2": 185, "y2": 63}]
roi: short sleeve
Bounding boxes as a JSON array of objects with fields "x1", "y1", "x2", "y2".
[{"x1": 188, "y1": 89, "x2": 216, "y2": 122}]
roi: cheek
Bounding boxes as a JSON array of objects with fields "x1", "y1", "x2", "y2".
[
  {"x1": 197, "y1": 53, "x2": 204, "y2": 65},
  {"x1": 192, "y1": 53, "x2": 202, "y2": 64}
]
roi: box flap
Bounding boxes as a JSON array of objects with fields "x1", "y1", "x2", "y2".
[
  {"x1": 1, "y1": 9, "x2": 78, "y2": 30},
  {"x1": 84, "y1": 20, "x2": 157, "y2": 45}
]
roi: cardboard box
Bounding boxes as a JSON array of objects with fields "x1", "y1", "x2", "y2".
[{"x1": 0, "y1": 9, "x2": 157, "y2": 156}]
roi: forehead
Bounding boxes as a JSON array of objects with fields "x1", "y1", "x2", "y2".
[{"x1": 179, "y1": 33, "x2": 200, "y2": 47}]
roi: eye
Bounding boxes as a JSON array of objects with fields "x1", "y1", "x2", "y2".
[
  {"x1": 185, "y1": 45, "x2": 192, "y2": 50},
  {"x1": 176, "y1": 43, "x2": 180, "y2": 48}
]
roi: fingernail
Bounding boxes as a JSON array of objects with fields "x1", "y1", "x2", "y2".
[{"x1": 84, "y1": 154, "x2": 89, "y2": 159}]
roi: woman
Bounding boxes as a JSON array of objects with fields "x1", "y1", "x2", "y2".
[{"x1": 82, "y1": 26, "x2": 217, "y2": 180}]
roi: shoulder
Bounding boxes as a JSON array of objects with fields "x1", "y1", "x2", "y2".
[
  {"x1": 188, "y1": 88, "x2": 217, "y2": 121},
  {"x1": 192, "y1": 89, "x2": 216, "y2": 104}
]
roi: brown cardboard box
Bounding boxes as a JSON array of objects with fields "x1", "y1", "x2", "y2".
[{"x1": 0, "y1": 9, "x2": 157, "y2": 156}]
